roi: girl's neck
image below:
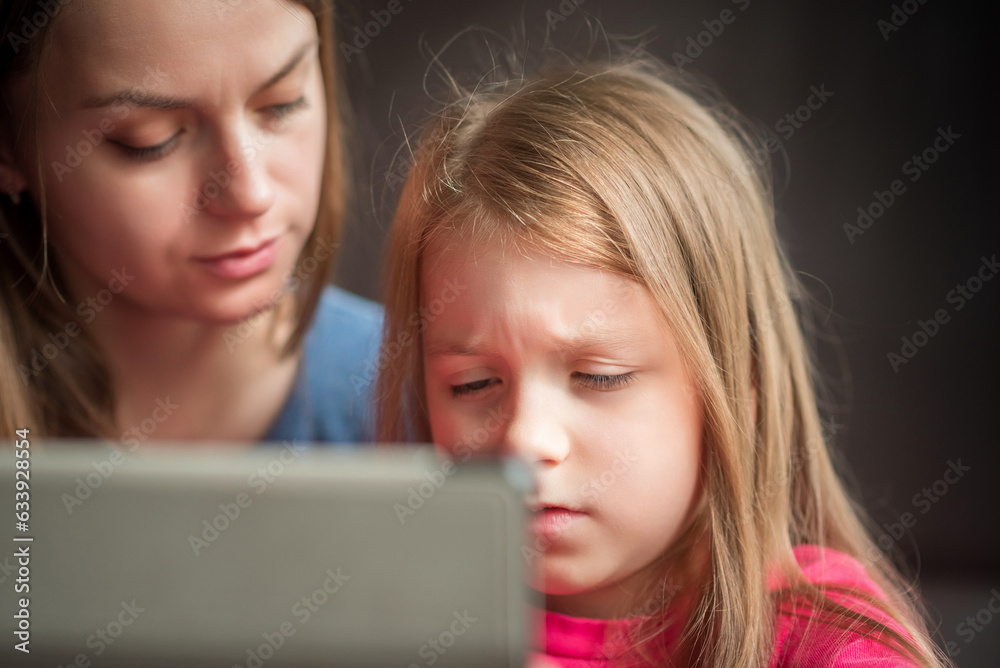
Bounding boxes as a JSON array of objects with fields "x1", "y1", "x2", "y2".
[
  {"x1": 545, "y1": 559, "x2": 688, "y2": 621},
  {"x1": 88, "y1": 298, "x2": 300, "y2": 445}
]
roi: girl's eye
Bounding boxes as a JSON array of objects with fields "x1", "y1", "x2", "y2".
[
  {"x1": 113, "y1": 131, "x2": 182, "y2": 163},
  {"x1": 451, "y1": 378, "x2": 500, "y2": 397},
  {"x1": 574, "y1": 371, "x2": 636, "y2": 392},
  {"x1": 268, "y1": 96, "x2": 308, "y2": 125}
]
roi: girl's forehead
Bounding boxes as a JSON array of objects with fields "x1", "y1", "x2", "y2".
[
  {"x1": 422, "y1": 233, "x2": 641, "y2": 310},
  {"x1": 422, "y1": 226, "x2": 573, "y2": 274}
]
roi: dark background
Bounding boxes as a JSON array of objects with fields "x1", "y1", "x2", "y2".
[{"x1": 331, "y1": 1, "x2": 998, "y2": 664}]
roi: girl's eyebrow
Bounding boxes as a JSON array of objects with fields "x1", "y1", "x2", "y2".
[
  {"x1": 80, "y1": 38, "x2": 319, "y2": 111},
  {"x1": 424, "y1": 328, "x2": 641, "y2": 358},
  {"x1": 424, "y1": 338, "x2": 496, "y2": 358},
  {"x1": 554, "y1": 327, "x2": 640, "y2": 354}
]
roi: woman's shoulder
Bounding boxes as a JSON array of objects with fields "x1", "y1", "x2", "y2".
[
  {"x1": 769, "y1": 544, "x2": 920, "y2": 668},
  {"x1": 264, "y1": 285, "x2": 384, "y2": 444},
  {"x1": 311, "y1": 284, "x2": 383, "y2": 338}
]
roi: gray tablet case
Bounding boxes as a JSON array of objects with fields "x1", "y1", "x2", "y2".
[{"x1": 0, "y1": 443, "x2": 532, "y2": 667}]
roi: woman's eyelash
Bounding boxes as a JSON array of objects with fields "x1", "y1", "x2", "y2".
[
  {"x1": 574, "y1": 372, "x2": 636, "y2": 391},
  {"x1": 113, "y1": 97, "x2": 307, "y2": 163},
  {"x1": 115, "y1": 132, "x2": 182, "y2": 162},
  {"x1": 269, "y1": 96, "x2": 308, "y2": 122}
]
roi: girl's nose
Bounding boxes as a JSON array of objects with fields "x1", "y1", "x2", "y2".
[{"x1": 500, "y1": 384, "x2": 571, "y2": 467}]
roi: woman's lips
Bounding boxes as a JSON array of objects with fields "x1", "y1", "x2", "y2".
[
  {"x1": 196, "y1": 237, "x2": 279, "y2": 279},
  {"x1": 529, "y1": 507, "x2": 587, "y2": 539}
]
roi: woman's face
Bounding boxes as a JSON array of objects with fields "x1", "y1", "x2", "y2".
[{"x1": 18, "y1": 0, "x2": 327, "y2": 323}]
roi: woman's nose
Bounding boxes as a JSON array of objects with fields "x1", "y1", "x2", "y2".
[{"x1": 196, "y1": 125, "x2": 276, "y2": 221}]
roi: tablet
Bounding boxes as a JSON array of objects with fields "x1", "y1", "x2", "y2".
[{"x1": 0, "y1": 442, "x2": 533, "y2": 667}]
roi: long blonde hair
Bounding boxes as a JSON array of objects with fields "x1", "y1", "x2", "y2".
[
  {"x1": 0, "y1": 0, "x2": 347, "y2": 438},
  {"x1": 377, "y1": 55, "x2": 951, "y2": 667}
]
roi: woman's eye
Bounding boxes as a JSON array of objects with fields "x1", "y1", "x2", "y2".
[
  {"x1": 112, "y1": 131, "x2": 182, "y2": 162},
  {"x1": 450, "y1": 378, "x2": 500, "y2": 397},
  {"x1": 574, "y1": 372, "x2": 636, "y2": 392},
  {"x1": 268, "y1": 96, "x2": 308, "y2": 126}
]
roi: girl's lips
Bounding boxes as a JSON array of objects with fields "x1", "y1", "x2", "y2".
[
  {"x1": 196, "y1": 237, "x2": 279, "y2": 279},
  {"x1": 529, "y1": 507, "x2": 587, "y2": 539}
]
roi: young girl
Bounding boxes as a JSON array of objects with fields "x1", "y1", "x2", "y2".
[
  {"x1": 0, "y1": 0, "x2": 380, "y2": 442},
  {"x1": 377, "y1": 56, "x2": 952, "y2": 666}
]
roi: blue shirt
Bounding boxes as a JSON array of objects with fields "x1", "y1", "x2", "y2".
[{"x1": 263, "y1": 285, "x2": 383, "y2": 444}]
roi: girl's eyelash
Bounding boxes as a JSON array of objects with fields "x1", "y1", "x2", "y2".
[
  {"x1": 450, "y1": 372, "x2": 636, "y2": 397},
  {"x1": 574, "y1": 371, "x2": 636, "y2": 391},
  {"x1": 451, "y1": 378, "x2": 499, "y2": 397},
  {"x1": 115, "y1": 132, "x2": 182, "y2": 163}
]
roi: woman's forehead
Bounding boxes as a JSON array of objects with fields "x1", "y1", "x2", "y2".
[{"x1": 43, "y1": 0, "x2": 317, "y2": 109}]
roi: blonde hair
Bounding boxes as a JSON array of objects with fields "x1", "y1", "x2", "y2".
[
  {"x1": 0, "y1": 0, "x2": 347, "y2": 438},
  {"x1": 377, "y1": 55, "x2": 951, "y2": 667}
]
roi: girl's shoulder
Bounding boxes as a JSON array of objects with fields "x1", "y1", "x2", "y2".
[
  {"x1": 769, "y1": 544, "x2": 920, "y2": 668},
  {"x1": 783, "y1": 544, "x2": 886, "y2": 597},
  {"x1": 264, "y1": 286, "x2": 384, "y2": 444}
]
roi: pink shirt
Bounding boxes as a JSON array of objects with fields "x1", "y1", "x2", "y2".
[{"x1": 534, "y1": 545, "x2": 919, "y2": 667}]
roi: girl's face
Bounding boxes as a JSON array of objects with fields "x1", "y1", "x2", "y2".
[
  {"x1": 16, "y1": 0, "x2": 326, "y2": 323},
  {"x1": 422, "y1": 239, "x2": 704, "y2": 618}
]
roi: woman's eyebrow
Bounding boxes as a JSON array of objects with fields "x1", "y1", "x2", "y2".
[
  {"x1": 80, "y1": 38, "x2": 319, "y2": 111},
  {"x1": 253, "y1": 37, "x2": 318, "y2": 93}
]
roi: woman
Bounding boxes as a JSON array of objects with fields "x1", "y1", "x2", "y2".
[{"x1": 0, "y1": 0, "x2": 381, "y2": 443}]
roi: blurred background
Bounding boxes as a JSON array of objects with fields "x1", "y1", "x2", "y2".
[{"x1": 331, "y1": 1, "x2": 997, "y2": 664}]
